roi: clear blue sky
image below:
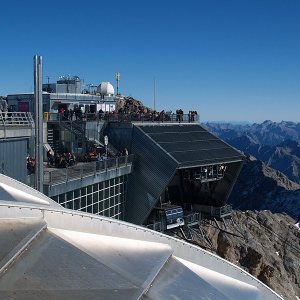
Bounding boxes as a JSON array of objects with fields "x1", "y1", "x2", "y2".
[{"x1": 1, "y1": 0, "x2": 300, "y2": 122}]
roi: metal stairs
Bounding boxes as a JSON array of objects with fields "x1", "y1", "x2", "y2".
[
  {"x1": 47, "y1": 127, "x2": 64, "y2": 153},
  {"x1": 47, "y1": 128, "x2": 54, "y2": 150},
  {"x1": 60, "y1": 121, "x2": 86, "y2": 137}
]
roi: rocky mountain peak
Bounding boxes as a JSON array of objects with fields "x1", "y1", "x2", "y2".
[{"x1": 201, "y1": 120, "x2": 300, "y2": 299}]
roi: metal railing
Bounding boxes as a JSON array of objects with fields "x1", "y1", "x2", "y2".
[
  {"x1": 184, "y1": 212, "x2": 201, "y2": 226},
  {"x1": 104, "y1": 113, "x2": 199, "y2": 123},
  {"x1": 43, "y1": 154, "x2": 134, "y2": 186},
  {"x1": 0, "y1": 112, "x2": 34, "y2": 126},
  {"x1": 191, "y1": 165, "x2": 227, "y2": 182},
  {"x1": 45, "y1": 112, "x2": 199, "y2": 124},
  {"x1": 194, "y1": 204, "x2": 232, "y2": 218}
]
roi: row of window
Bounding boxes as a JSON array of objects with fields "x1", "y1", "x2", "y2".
[{"x1": 51, "y1": 176, "x2": 127, "y2": 220}]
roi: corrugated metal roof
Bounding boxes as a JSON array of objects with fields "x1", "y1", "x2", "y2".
[{"x1": 138, "y1": 124, "x2": 244, "y2": 168}]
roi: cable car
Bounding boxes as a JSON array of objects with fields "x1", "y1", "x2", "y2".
[{"x1": 154, "y1": 205, "x2": 185, "y2": 230}]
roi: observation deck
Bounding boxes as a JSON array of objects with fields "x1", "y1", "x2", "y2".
[
  {"x1": 45, "y1": 112, "x2": 199, "y2": 124},
  {"x1": 43, "y1": 155, "x2": 133, "y2": 198}
]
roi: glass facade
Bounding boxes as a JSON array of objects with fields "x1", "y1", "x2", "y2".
[{"x1": 51, "y1": 175, "x2": 127, "y2": 220}]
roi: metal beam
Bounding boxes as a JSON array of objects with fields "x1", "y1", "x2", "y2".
[{"x1": 34, "y1": 55, "x2": 43, "y2": 192}]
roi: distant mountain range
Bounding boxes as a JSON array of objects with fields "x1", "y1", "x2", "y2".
[
  {"x1": 205, "y1": 120, "x2": 300, "y2": 146},
  {"x1": 203, "y1": 120, "x2": 300, "y2": 221},
  {"x1": 204, "y1": 120, "x2": 300, "y2": 184}
]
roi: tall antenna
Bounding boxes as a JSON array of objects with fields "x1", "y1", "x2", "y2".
[
  {"x1": 116, "y1": 72, "x2": 120, "y2": 95},
  {"x1": 153, "y1": 77, "x2": 156, "y2": 111}
]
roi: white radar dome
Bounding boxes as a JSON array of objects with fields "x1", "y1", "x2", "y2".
[{"x1": 97, "y1": 82, "x2": 114, "y2": 95}]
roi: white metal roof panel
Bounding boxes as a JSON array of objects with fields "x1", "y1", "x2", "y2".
[{"x1": 0, "y1": 174, "x2": 282, "y2": 300}]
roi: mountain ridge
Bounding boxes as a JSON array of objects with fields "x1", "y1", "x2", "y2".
[
  {"x1": 204, "y1": 120, "x2": 300, "y2": 184},
  {"x1": 229, "y1": 156, "x2": 300, "y2": 221},
  {"x1": 204, "y1": 120, "x2": 300, "y2": 146}
]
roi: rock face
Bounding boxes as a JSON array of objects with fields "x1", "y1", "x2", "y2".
[
  {"x1": 227, "y1": 136, "x2": 300, "y2": 184},
  {"x1": 116, "y1": 96, "x2": 153, "y2": 114},
  {"x1": 196, "y1": 121, "x2": 300, "y2": 299},
  {"x1": 229, "y1": 156, "x2": 300, "y2": 220},
  {"x1": 200, "y1": 210, "x2": 300, "y2": 300}
]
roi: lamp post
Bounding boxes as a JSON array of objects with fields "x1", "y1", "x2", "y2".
[{"x1": 104, "y1": 135, "x2": 108, "y2": 158}]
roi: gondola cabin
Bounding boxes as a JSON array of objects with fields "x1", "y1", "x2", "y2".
[{"x1": 153, "y1": 205, "x2": 184, "y2": 231}]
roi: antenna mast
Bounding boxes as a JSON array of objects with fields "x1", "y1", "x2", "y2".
[
  {"x1": 153, "y1": 77, "x2": 156, "y2": 111},
  {"x1": 116, "y1": 72, "x2": 120, "y2": 95}
]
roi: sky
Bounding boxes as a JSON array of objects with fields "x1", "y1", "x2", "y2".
[{"x1": 0, "y1": 0, "x2": 300, "y2": 122}]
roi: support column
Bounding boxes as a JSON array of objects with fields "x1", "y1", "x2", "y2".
[{"x1": 34, "y1": 55, "x2": 43, "y2": 193}]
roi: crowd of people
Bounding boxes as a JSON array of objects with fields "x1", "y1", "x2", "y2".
[
  {"x1": 47, "y1": 150, "x2": 76, "y2": 168},
  {"x1": 98, "y1": 109, "x2": 197, "y2": 123},
  {"x1": 27, "y1": 96, "x2": 196, "y2": 172},
  {"x1": 27, "y1": 145, "x2": 129, "y2": 174},
  {"x1": 113, "y1": 97, "x2": 198, "y2": 123},
  {"x1": 55, "y1": 96, "x2": 198, "y2": 124},
  {"x1": 85, "y1": 146, "x2": 128, "y2": 162},
  {"x1": 59, "y1": 107, "x2": 86, "y2": 121}
]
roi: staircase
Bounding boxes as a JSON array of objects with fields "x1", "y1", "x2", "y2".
[
  {"x1": 47, "y1": 127, "x2": 64, "y2": 153},
  {"x1": 47, "y1": 128, "x2": 54, "y2": 150},
  {"x1": 47, "y1": 120, "x2": 120, "y2": 156},
  {"x1": 60, "y1": 121, "x2": 86, "y2": 137}
]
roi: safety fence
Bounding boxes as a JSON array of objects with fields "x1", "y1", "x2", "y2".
[
  {"x1": 43, "y1": 154, "x2": 134, "y2": 186},
  {"x1": 0, "y1": 112, "x2": 34, "y2": 126},
  {"x1": 45, "y1": 112, "x2": 199, "y2": 123}
]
